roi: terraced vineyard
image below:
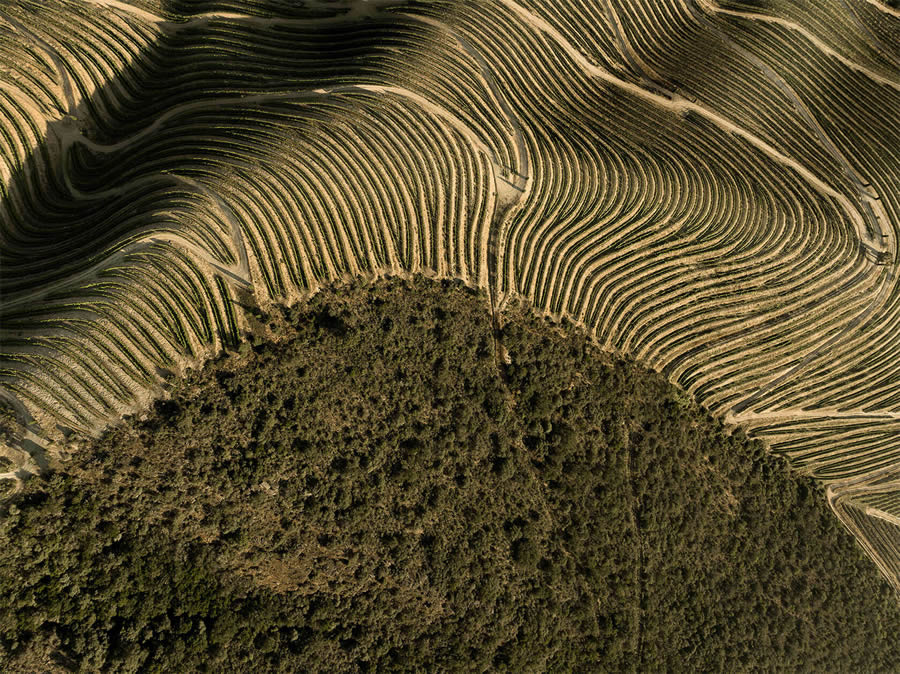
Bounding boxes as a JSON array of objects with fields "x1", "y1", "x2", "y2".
[{"x1": 1, "y1": 0, "x2": 900, "y2": 588}]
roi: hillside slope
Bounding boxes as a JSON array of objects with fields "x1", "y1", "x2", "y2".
[
  {"x1": 2, "y1": 0, "x2": 900, "y2": 590},
  {"x1": 2, "y1": 278, "x2": 898, "y2": 672}
]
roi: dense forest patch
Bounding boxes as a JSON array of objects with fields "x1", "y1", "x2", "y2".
[{"x1": 1, "y1": 277, "x2": 898, "y2": 672}]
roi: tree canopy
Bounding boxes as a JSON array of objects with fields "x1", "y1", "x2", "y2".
[{"x1": 1, "y1": 277, "x2": 898, "y2": 672}]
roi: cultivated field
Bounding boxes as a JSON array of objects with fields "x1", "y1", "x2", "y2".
[{"x1": 1, "y1": 0, "x2": 899, "y2": 587}]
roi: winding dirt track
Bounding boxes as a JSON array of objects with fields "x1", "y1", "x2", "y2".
[
  {"x1": 499, "y1": 0, "x2": 884, "y2": 255},
  {"x1": 692, "y1": 0, "x2": 900, "y2": 90}
]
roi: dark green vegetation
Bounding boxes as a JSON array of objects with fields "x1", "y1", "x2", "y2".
[{"x1": 1, "y1": 277, "x2": 898, "y2": 672}]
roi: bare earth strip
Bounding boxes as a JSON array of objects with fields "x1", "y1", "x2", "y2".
[
  {"x1": 691, "y1": 0, "x2": 900, "y2": 91},
  {"x1": 496, "y1": 0, "x2": 885, "y2": 258}
]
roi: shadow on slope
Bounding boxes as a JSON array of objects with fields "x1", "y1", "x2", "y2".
[{"x1": 0, "y1": 0, "x2": 413, "y2": 454}]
